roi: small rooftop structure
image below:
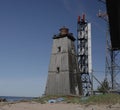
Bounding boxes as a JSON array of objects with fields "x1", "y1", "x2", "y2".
[{"x1": 53, "y1": 27, "x2": 75, "y2": 41}]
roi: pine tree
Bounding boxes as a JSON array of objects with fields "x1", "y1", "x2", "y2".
[{"x1": 97, "y1": 79, "x2": 110, "y2": 93}]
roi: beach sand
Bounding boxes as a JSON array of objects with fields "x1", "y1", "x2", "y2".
[{"x1": 0, "y1": 102, "x2": 120, "y2": 110}]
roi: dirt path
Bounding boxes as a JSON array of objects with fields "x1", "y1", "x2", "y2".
[{"x1": 0, "y1": 102, "x2": 120, "y2": 110}]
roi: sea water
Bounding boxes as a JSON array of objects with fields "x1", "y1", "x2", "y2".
[{"x1": 0, "y1": 96, "x2": 34, "y2": 102}]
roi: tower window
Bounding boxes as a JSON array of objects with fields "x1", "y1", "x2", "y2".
[
  {"x1": 56, "y1": 67, "x2": 60, "y2": 73},
  {"x1": 57, "y1": 46, "x2": 61, "y2": 52}
]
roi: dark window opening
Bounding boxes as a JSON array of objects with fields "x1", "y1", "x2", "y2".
[
  {"x1": 56, "y1": 67, "x2": 60, "y2": 73},
  {"x1": 57, "y1": 46, "x2": 61, "y2": 52}
]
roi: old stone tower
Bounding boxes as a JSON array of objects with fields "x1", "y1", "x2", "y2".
[{"x1": 45, "y1": 27, "x2": 80, "y2": 95}]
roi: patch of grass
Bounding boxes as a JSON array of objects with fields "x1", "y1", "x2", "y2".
[
  {"x1": 32, "y1": 95, "x2": 81, "y2": 104},
  {"x1": 63, "y1": 96, "x2": 81, "y2": 104},
  {"x1": 84, "y1": 93, "x2": 120, "y2": 104},
  {"x1": 32, "y1": 95, "x2": 63, "y2": 104},
  {"x1": 32, "y1": 94, "x2": 120, "y2": 104}
]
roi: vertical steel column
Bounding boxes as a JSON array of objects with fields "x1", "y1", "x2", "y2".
[{"x1": 110, "y1": 50, "x2": 120, "y2": 90}]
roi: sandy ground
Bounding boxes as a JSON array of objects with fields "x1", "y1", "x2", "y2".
[{"x1": 0, "y1": 102, "x2": 120, "y2": 110}]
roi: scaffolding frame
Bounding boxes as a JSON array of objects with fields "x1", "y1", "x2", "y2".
[{"x1": 77, "y1": 15, "x2": 92, "y2": 96}]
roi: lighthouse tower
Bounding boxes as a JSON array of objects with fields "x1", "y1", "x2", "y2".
[{"x1": 45, "y1": 27, "x2": 80, "y2": 95}]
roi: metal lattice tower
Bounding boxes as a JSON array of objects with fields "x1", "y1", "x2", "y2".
[
  {"x1": 98, "y1": 0, "x2": 120, "y2": 91},
  {"x1": 77, "y1": 14, "x2": 92, "y2": 96},
  {"x1": 105, "y1": 0, "x2": 120, "y2": 92},
  {"x1": 105, "y1": 34, "x2": 120, "y2": 90}
]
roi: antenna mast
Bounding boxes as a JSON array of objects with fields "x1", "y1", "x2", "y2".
[{"x1": 77, "y1": 14, "x2": 92, "y2": 96}]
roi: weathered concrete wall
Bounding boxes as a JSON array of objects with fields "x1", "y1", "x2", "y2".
[
  {"x1": 45, "y1": 35, "x2": 79, "y2": 95},
  {"x1": 46, "y1": 71, "x2": 70, "y2": 95}
]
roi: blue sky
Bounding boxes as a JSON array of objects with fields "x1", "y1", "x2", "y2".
[{"x1": 0, "y1": 0, "x2": 107, "y2": 97}]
